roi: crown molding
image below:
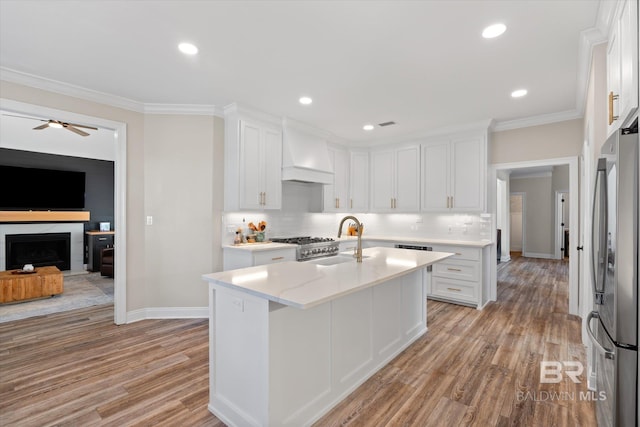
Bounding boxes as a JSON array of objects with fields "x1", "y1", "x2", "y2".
[
  {"x1": 223, "y1": 102, "x2": 284, "y2": 127},
  {"x1": 1, "y1": 67, "x2": 224, "y2": 117},
  {"x1": 492, "y1": 110, "x2": 582, "y2": 132},
  {"x1": 144, "y1": 103, "x2": 221, "y2": 116},
  {"x1": 0, "y1": 67, "x2": 145, "y2": 113}
]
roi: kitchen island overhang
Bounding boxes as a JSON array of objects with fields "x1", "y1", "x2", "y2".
[{"x1": 202, "y1": 247, "x2": 453, "y2": 427}]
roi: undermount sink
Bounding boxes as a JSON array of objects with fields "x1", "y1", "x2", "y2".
[{"x1": 308, "y1": 255, "x2": 369, "y2": 266}]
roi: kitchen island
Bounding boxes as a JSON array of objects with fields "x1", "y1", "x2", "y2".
[{"x1": 202, "y1": 246, "x2": 452, "y2": 427}]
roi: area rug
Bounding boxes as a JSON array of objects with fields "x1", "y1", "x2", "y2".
[{"x1": 0, "y1": 272, "x2": 114, "y2": 323}]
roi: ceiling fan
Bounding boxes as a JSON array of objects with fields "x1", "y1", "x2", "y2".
[{"x1": 2, "y1": 113, "x2": 98, "y2": 137}]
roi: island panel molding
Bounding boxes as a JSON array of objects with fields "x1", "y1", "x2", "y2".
[{"x1": 202, "y1": 246, "x2": 453, "y2": 426}]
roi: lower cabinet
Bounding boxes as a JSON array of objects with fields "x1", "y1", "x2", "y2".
[
  {"x1": 428, "y1": 244, "x2": 488, "y2": 309},
  {"x1": 223, "y1": 246, "x2": 296, "y2": 270}
]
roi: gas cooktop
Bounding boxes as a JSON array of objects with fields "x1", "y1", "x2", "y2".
[
  {"x1": 270, "y1": 236, "x2": 339, "y2": 261},
  {"x1": 270, "y1": 236, "x2": 334, "y2": 245}
]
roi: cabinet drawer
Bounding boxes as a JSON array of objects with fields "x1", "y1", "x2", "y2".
[
  {"x1": 253, "y1": 249, "x2": 296, "y2": 265},
  {"x1": 431, "y1": 276, "x2": 477, "y2": 303},
  {"x1": 432, "y1": 259, "x2": 479, "y2": 282},
  {"x1": 431, "y1": 245, "x2": 480, "y2": 261}
]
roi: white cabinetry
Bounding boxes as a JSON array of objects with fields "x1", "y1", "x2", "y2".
[
  {"x1": 607, "y1": 0, "x2": 638, "y2": 135},
  {"x1": 370, "y1": 145, "x2": 420, "y2": 212},
  {"x1": 428, "y1": 244, "x2": 488, "y2": 309},
  {"x1": 224, "y1": 105, "x2": 283, "y2": 211},
  {"x1": 223, "y1": 246, "x2": 296, "y2": 270},
  {"x1": 324, "y1": 148, "x2": 369, "y2": 212},
  {"x1": 349, "y1": 151, "x2": 369, "y2": 212},
  {"x1": 421, "y1": 135, "x2": 486, "y2": 212},
  {"x1": 323, "y1": 146, "x2": 349, "y2": 212}
]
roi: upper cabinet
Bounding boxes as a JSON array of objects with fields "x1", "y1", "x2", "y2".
[
  {"x1": 607, "y1": 0, "x2": 638, "y2": 135},
  {"x1": 323, "y1": 146, "x2": 349, "y2": 212},
  {"x1": 224, "y1": 105, "x2": 283, "y2": 211},
  {"x1": 370, "y1": 145, "x2": 420, "y2": 212},
  {"x1": 421, "y1": 134, "x2": 486, "y2": 212},
  {"x1": 349, "y1": 151, "x2": 369, "y2": 212},
  {"x1": 323, "y1": 148, "x2": 369, "y2": 212}
]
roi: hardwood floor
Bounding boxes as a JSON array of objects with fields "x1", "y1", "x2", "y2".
[{"x1": 0, "y1": 255, "x2": 595, "y2": 426}]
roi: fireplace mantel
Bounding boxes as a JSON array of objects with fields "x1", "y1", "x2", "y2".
[{"x1": 0, "y1": 211, "x2": 90, "y2": 223}]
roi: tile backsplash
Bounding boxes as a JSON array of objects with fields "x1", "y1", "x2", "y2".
[
  {"x1": 222, "y1": 211, "x2": 492, "y2": 245},
  {"x1": 222, "y1": 181, "x2": 493, "y2": 244}
]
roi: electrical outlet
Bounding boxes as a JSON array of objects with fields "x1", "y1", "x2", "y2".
[
  {"x1": 146, "y1": 216, "x2": 153, "y2": 225},
  {"x1": 415, "y1": 215, "x2": 423, "y2": 223}
]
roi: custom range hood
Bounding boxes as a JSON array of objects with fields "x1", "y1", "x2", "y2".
[{"x1": 282, "y1": 118, "x2": 334, "y2": 184}]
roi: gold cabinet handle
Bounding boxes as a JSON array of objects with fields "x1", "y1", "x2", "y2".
[
  {"x1": 391, "y1": 198, "x2": 394, "y2": 209},
  {"x1": 609, "y1": 91, "x2": 619, "y2": 125},
  {"x1": 394, "y1": 198, "x2": 397, "y2": 209},
  {"x1": 447, "y1": 287, "x2": 461, "y2": 292},
  {"x1": 271, "y1": 256, "x2": 284, "y2": 261},
  {"x1": 450, "y1": 196, "x2": 453, "y2": 208},
  {"x1": 455, "y1": 252, "x2": 462, "y2": 256},
  {"x1": 447, "y1": 267, "x2": 462, "y2": 272},
  {"x1": 350, "y1": 198, "x2": 353, "y2": 209}
]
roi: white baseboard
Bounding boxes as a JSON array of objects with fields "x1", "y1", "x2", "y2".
[
  {"x1": 500, "y1": 255, "x2": 511, "y2": 262},
  {"x1": 126, "y1": 307, "x2": 208, "y2": 323},
  {"x1": 523, "y1": 252, "x2": 555, "y2": 259}
]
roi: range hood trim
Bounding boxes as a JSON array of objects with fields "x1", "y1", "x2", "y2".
[
  {"x1": 282, "y1": 118, "x2": 334, "y2": 184},
  {"x1": 281, "y1": 166, "x2": 333, "y2": 184}
]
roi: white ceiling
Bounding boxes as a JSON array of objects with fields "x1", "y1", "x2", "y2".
[{"x1": 0, "y1": 1, "x2": 602, "y2": 143}]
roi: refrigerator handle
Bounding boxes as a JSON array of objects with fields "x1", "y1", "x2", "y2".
[
  {"x1": 591, "y1": 160, "x2": 607, "y2": 304},
  {"x1": 586, "y1": 311, "x2": 615, "y2": 360}
]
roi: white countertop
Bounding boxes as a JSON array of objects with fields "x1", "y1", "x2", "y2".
[
  {"x1": 222, "y1": 242, "x2": 297, "y2": 251},
  {"x1": 203, "y1": 247, "x2": 453, "y2": 309},
  {"x1": 337, "y1": 235, "x2": 493, "y2": 248},
  {"x1": 222, "y1": 236, "x2": 492, "y2": 252}
]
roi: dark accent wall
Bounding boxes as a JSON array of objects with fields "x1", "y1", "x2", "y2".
[{"x1": 0, "y1": 148, "x2": 114, "y2": 261}]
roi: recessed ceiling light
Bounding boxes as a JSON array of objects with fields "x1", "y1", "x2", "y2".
[
  {"x1": 482, "y1": 23, "x2": 507, "y2": 39},
  {"x1": 363, "y1": 124, "x2": 374, "y2": 131},
  {"x1": 299, "y1": 96, "x2": 313, "y2": 105},
  {"x1": 511, "y1": 89, "x2": 528, "y2": 98},
  {"x1": 178, "y1": 42, "x2": 198, "y2": 55}
]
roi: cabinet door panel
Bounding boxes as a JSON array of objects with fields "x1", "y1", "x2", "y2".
[
  {"x1": 262, "y1": 128, "x2": 282, "y2": 209},
  {"x1": 239, "y1": 121, "x2": 263, "y2": 209},
  {"x1": 324, "y1": 147, "x2": 349, "y2": 212},
  {"x1": 619, "y1": 0, "x2": 638, "y2": 125},
  {"x1": 370, "y1": 150, "x2": 394, "y2": 212},
  {"x1": 395, "y1": 146, "x2": 420, "y2": 211},
  {"x1": 451, "y1": 137, "x2": 484, "y2": 211},
  {"x1": 349, "y1": 151, "x2": 369, "y2": 212},
  {"x1": 421, "y1": 141, "x2": 449, "y2": 211}
]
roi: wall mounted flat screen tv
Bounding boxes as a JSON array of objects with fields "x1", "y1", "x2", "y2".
[{"x1": 0, "y1": 165, "x2": 86, "y2": 209}]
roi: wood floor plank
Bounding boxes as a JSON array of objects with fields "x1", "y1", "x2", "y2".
[
  {"x1": 314, "y1": 254, "x2": 596, "y2": 426},
  {"x1": 0, "y1": 254, "x2": 596, "y2": 426}
]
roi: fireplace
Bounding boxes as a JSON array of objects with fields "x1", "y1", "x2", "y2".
[{"x1": 5, "y1": 233, "x2": 71, "y2": 271}]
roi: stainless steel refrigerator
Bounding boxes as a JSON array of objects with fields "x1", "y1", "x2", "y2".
[{"x1": 587, "y1": 125, "x2": 638, "y2": 427}]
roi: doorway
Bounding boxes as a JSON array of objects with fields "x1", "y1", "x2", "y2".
[
  {"x1": 510, "y1": 193, "x2": 524, "y2": 254},
  {"x1": 1, "y1": 98, "x2": 127, "y2": 324},
  {"x1": 555, "y1": 191, "x2": 570, "y2": 259},
  {"x1": 490, "y1": 157, "x2": 579, "y2": 316}
]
